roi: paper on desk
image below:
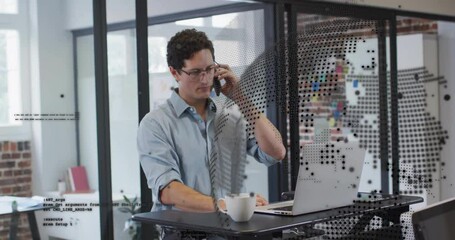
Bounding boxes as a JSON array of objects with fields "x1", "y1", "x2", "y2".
[{"x1": 0, "y1": 196, "x2": 44, "y2": 214}]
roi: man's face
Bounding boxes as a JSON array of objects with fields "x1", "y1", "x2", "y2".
[{"x1": 171, "y1": 49, "x2": 215, "y2": 103}]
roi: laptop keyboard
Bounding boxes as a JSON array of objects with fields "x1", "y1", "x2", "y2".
[
  {"x1": 354, "y1": 195, "x2": 397, "y2": 203},
  {"x1": 271, "y1": 205, "x2": 293, "y2": 211}
]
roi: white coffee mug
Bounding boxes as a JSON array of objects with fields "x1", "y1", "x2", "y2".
[{"x1": 219, "y1": 193, "x2": 256, "y2": 222}]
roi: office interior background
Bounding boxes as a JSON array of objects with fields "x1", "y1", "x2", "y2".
[{"x1": 0, "y1": 0, "x2": 454, "y2": 239}]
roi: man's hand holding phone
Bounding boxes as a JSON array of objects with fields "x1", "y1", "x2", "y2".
[
  {"x1": 213, "y1": 76, "x2": 221, "y2": 96},
  {"x1": 213, "y1": 63, "x2": 239, "y2": 98}
]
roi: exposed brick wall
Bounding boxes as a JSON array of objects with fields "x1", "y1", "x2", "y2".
[
  {"x1": 0, "y1": 141, "x2": 32, "y2": 240},
  {"x1": 297, "y1": 15, "x2": 438, "y2": 37},
  {"x1": 396, "y1": 17, "x2": 438, "y2": 35}
]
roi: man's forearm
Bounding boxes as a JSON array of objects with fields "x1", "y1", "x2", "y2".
[
  {"x1": 160, "y1": 181, "x2": 216, "y2": 212},
  {"x1": 233, "y1": 91, "x2": 286, "y2": 161},
  {"x1": 253, "y1": 114, "x2": 286, "y2": 160}
]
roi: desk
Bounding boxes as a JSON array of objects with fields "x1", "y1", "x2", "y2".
[
  {"x1": 37, "y1": 191, "x2": 135, "y2": 240},
  {"x1": 0, "y1": 204, "x2": 53, "y2": 240},
  {"x1": 133, "y1": 193, "x2": 423, "y2": 239}
]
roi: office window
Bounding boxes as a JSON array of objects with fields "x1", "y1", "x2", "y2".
[
  {"x1": 107, "y1": 34, "x2": 127, "y2": 76},
  {"x1": 212, "y1": 13, "x2": 239, "y2": 28},
  {"x1": 148, "y1": 36, "x2": 167, "y2": 73},
  {"x1": 0, "y1": 0, "x2": 17, "y2": 14},
  {"x1": 0, "y1": 30, "x2": 20, "y2": 126},
  {"x1": 0, "y1": 0, "x2": 27, "y2": 134},
  {"x1": 0, "y1": 0, "x2": 25, "y2": 129},
  {"x1": 176, "y1": 18, "x2": 204, "y2": 27}
]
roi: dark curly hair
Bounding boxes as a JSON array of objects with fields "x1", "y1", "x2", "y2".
[{"x1": 166, "y1": 29, "x2": 215, "y2": 70}]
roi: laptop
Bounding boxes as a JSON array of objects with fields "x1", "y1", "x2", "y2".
[{"x1": 256, "y1": 142, "x2": 366, "y2": 216}]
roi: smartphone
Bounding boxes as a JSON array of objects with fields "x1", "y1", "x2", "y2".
[{"x1": 213, "y1": 76, "x2": 221, "y2": 96}]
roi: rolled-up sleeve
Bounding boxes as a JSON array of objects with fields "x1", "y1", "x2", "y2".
[
  {"x1": 137, "y1": 115, "x2": 182, "y2": 206},
  {"x1": 246, "y1": 138, "x2": 280, "y2": 167}
]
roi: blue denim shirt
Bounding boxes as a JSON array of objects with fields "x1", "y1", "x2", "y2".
[{"x1": 137, "y1": 90, "x2": 279, "y2": 212}]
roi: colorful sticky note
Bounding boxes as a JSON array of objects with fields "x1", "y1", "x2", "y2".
[
  {"x1": 312, "y1": 82, "x2": 320, "y2": 91},
  {"x1": 336, "y1": 66, "x2": 343, "y2": 73},
  {"x1": 329, "y1": 117, "x2": 336, "y2": 127},
  {"x1": 337, "y1": 102, "x2": 343, "y2": 111},
  {"x1": 333, "y1": 110, "x2": 340, "y2": 119},
  {"x1": 320, "y1": 74, "x2": 326, "y2": 82},
  {"x1": 353, "y1": 79, "x2": 358, "y2": 88}
]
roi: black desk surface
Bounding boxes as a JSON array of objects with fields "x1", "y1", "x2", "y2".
[{"x1": 133, "y1": 193, "x2": 423, "y2": 237}]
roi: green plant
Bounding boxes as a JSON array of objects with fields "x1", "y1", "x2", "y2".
[
  {"x1": 118, "y1": 195, "x2": 142, "y2": 240},
  {"x1": 118, "y1": 195, "x2": 160, "y2": 240}
]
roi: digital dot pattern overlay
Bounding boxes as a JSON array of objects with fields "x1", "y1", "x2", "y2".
[
  {"x1": 206, "y1": 15, "x2": 450, "y2": 239},
  {"x1": 345, "y1": 68, "x2": 449, "y2": 194}
]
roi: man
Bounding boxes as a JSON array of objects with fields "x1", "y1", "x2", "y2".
[{"x1": 137, "y1": 29, "x2": 286, "y2": 214}]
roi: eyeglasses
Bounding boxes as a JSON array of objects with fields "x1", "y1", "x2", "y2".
[{"x1": 179, "y1": 62, "x2": 219, "y2": 81}]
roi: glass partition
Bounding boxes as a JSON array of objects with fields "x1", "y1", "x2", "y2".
[
  {"x1": 293, "y1": 13, "x2": 390, "y2": 194},
  {"x1": 75, "y1": 29, "x2": 140, "y2": 240},
  {"x1": 147, "y1": 9, "x2": 270, "y2": 198},
  {"x1": 73, "y1": 4, "x2": 272, "y2": 239},
  {"x1": 69, "y1": 3, "x2": 455, "y2": 240},
  {"x1": 289, "y1": 8, "x2": 394, "y2": 238},
  {"x1": 106, "y1": 29, "x2": 140, "y2": 240},
  {"x1": 290, "y1": 10, "x2": 454, "y2": 240}
]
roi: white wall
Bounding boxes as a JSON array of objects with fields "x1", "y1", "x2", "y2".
[
  {"x1": 438, "y1": 21, "x2": 455, "y2": 200},
  {"x1": 30, "y1": 0, "x2": 76, "y2": 195},
  {"x1": 395, "y1": 34, "x2": 441, "y2": 207}
]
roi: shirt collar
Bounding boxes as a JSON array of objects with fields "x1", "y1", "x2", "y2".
[{"x1": 169, "y1": 88, "x2": 217, "y2": 118}]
